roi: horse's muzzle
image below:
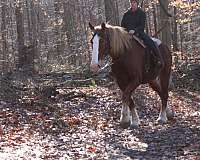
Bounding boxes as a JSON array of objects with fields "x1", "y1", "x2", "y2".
[{"x1": 90, "y1": 64, "x2": 100, "y2": 72}]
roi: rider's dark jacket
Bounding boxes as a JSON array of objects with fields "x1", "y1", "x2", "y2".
[
  {"x1": 121, "y1": 7, "x2": 163, "y2": 67},
  {"x1": 121, "y1": 8, "x2": 146, "y2": 33}
]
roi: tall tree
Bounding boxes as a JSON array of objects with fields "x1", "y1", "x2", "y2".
[
  {"x1": 172, "y1": 6, "x2": 179, "y2": 51},
  {"x1": 54, "y1": 0, "x2": 64, "y2": 57},
  {"x1": 63, "y1": 1, "x2": 76, "y2": 64},
  {"x1": 152, "y1": 4, "x2": 158, "y2": 37},
  {"x1": 28, "y1": 0, "x2": 37, "y2": 72},
  {"x1": 104, "y1": 0, "x2": 119, "y2": 25},
  {"x1": 15, "y1": 0, "x2": 25, "y2": 69},
  {"x1": 158, "y1": 0, "x2": 171, "y2": 47},
  {"x1": 1, "y1": 0, "x2": 8, "y2": 73}
]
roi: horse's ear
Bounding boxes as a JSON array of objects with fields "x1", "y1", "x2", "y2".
[
  {"x1": 89, "y1": 22, "x2": 95, "y2": 31},
  {"x1": 101, "y1": 22, "x2": 106, "y2": 30}
]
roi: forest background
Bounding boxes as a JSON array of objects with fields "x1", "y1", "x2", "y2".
[{"x1": 0, "y1": 0, "x2": 199, "y2": 76}]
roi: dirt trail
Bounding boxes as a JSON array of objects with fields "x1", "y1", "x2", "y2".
[{"x1": 0, "y1": 84, "x2": 199, "y2": 160}]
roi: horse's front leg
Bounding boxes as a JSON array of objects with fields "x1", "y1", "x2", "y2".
[
  {"x1": 120, "y1": 94, "x2": 140, "y2": 129},
  {"x1": 120, "y1": 102, "x2": 131, "y2": 129},
  {"x1": 157, "y1": 93, "x2": 169, "y2": 124},
  {"x1": 129, "y1": 99, "x2": 140, "y2": 128},
  {"x1": 149, "y1": 79, "x2": 174, "y2": 124},
  {"x1": 120, "y1": 81, "x2": 140, "y2": 129}
]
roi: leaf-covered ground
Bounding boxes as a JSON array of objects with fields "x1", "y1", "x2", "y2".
[{"x1": 0, "y1": 79, "x2": 199, "y2": 159}]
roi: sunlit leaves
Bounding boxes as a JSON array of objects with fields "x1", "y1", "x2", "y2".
[{"x1": 170, "y1": 0, "x2": 200, "y2": 24}]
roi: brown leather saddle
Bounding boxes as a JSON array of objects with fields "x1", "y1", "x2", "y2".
[{"x1": 131, "y1": 34, "x2": 162, "y2": 74}]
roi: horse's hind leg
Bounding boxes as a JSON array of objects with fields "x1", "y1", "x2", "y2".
[
  {"x1": 149, "y1": 74, "x2": 174, "y2": 124},
  {"x1": 159, "y1": 72, "x2": 175, "y2": 120},
  {"x1": 149, "y1": 79, "x2": 167, "y2": 123}
]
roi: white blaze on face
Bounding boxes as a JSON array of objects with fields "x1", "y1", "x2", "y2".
[{"x1": 91, "y1": 34, "x2": 100, "y2": 65}]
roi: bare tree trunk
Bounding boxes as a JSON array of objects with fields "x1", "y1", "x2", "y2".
[
  {"x1": 28, "y1": 0, "x2": 38, "y2": 73},
  {"x1": 172, "y1": 6, "x2": 179, "y2": 51},
  {"x1": 81, "y1": 0, "x2": 90, "y2": 62},
  {"x1": 159, "y1": 0, "x2": 171, "y2": 47},
  {"x1": 15, "y1": 0, "x2": 36, "y2": 74},
  {"x1": 26, "y1": 0, "x2": 32, "y2": 44},
  {"x1": 63, "y1": 1, "x2": 76, "y2": 64},
  {"x1": 1, "y1": 0, "x2": 8, "y2": 73},
  {"x1": 104, "y1": 0, "x2": 119, "y2": 25},
  {"x1": 54, "y1": 0, "x2": 64, "y2": 57},
  {"x1": 153, "y1": 4, "x2": 158, "y2": 37},
  {"x1": 179, "y1": 25, "x2": 183, "y2": 53},
  {"x1": 15, "y1": 0, "x2": 25, "y2": 69}
]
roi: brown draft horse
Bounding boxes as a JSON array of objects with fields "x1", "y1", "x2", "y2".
[{"x1": 89, "y1": 22, "x2": 174, "y2": 129}]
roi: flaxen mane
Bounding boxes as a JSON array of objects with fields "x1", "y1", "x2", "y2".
[{"x1": 106, "y1": 25, "x2": 133, "y2": 56}]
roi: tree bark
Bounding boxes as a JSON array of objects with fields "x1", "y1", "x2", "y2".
[
  {"x1": 153, "y1": 4, "x2": 158, "y2": 37},
  {"x1": 159, "y1": 0, "x2": 171, "y2": 47},
  {"x1": 1, "y1": 0, "x2": 8, "y2": 73},
  {"x1": 54, "y1": 0, "x2": 64, "y2": 57},
  {"x1": 172, "y1": 6, "x2": 179, "y2": 51},
  {"x1": 63, "y1": 1, "x2": 76, "y2": 64},
  {"x1": 28, "y1": 0, "x2": 37, "y2": 73},
  {"x1": 104, "y1": 0, "x2": 119, "y2": 25},
  {"x1": 15, "y1": 0, "x2": 25, "y2": 69}
]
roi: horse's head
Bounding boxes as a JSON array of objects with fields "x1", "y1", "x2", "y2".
[{"x1": 89, "y1": 22, "x2": 110, "y2": 72}]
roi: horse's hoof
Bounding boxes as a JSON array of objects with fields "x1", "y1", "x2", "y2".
[
  {"x1": 167, "y1": 111, "x2": 176, "y2": 120},
  {"x1": 120, "y1": 121, "x2": 130, "y2": 129}
]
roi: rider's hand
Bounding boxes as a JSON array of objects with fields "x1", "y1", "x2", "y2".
[{"x1": 129, "y1": 30, "x2": 135, "y2": 34}]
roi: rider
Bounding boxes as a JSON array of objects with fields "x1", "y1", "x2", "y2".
[{"x1": 121, "y1": 0, "x2": 163, "y2": 68}]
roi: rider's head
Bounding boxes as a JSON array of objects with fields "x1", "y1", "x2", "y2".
[{"x1": 130, "y1": 0, "x2": 138, "y2": 12}]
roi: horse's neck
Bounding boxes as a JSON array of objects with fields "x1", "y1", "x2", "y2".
[
  {"x1": 109, "y1": 35, "x2": 145, "y2": 61},
  {"x1": 110, "y1": 45, "x2": 137, "y2": 62}
]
